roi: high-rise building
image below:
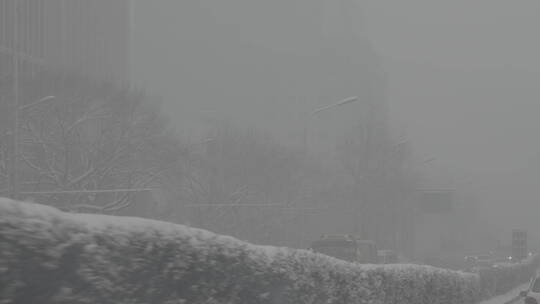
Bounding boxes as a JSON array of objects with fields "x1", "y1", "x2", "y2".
[
  {"x1": 0, "y1": 0, "x2": 130, "y2": 83},
  {"x1": 0, "y1": 0, "x2": 130, "y2": 199}
]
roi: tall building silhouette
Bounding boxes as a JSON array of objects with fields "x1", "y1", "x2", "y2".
[
  {"x1": 0, "y1": 0, "x2": 130, "y2": 83},
  {"x1": 0, "y1": 0, "x2": 130, "y2": 200}
]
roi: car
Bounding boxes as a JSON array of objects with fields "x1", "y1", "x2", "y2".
[
  {"x1": 464, "y1": 254, "x2": 496, "y2": 268},
  {"x1": 520, "y1": 274, "x2": 540, "y2": 304},
  {"x1": 475, "y1": 254, "x2": 495, "y2": 267}
]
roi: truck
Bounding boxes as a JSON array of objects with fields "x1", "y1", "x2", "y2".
[{"x1": 309, "y1": 234, "x2": 378, "y2": 263}]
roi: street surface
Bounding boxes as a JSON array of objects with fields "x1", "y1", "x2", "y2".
[{"x1": 478, "y1": 283, "x2": 528, "y2": 304}]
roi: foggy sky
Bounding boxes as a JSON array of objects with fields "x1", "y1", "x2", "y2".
[
  {"x1": 131, "y1": 1, "x2": 540, "y2": 243},
  {"x1": 131, "y1": 0, "x2": 383, "y2": 161},
  {"x1": 363, "y1": 0, "x2": 540, "y2": 238}
]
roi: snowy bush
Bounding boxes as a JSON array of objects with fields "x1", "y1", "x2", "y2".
[{"x1": 0, "y1": 198, "x2": 536, "y2": 304}]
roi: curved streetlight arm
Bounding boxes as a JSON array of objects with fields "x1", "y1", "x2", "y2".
[
  {"x1": 303, "y1": 96, "x2": 360, "y2": 155},
  {"x1": 19, "y1": 96, "x2": 56, "y2": 111},
  {"x1": 311, "y1": 96, "x2": 359, "y2": 116}
]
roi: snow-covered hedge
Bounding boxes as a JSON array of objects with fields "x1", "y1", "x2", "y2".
[{"x1": 0, "y1": 199, "x2": 535, "y2": 304}]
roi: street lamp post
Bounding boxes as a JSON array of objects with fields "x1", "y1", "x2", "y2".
[
  {"x1": 299, "y1": 96, "x2": 359, "y2": 247},
  {"x1": 8, "y1": 0, "x2": 20, "y2": 199},
  {"x1": 405, "y1": 155, "x2": 437, "y2": 258},
  {"x1": 303, "y1": 96, "x2": 359, "y2": 156},
  {"x1": 389, "y1": 139, "x2": 413, "y2": 251},
  {"x1": 4, "y1": 1, "x2": 57, "y2": 200}
]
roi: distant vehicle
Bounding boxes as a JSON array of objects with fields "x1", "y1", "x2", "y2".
[
  {"x1": 464, "y1": 254, "x2": 496, "y2": 268},
  {"x1": 309, "y1": 234, "x2": 378, "y2": 263},
  {"x1": 377, "y1": 249, "x2": 398, "y2": 264},
  {"x1": 475, "y1": 254, "x2": 495, "y2": 267},
  {"x1": 493, "y1": 256, "x2": 513, "y2": 264},
  {"x1": 520, "y1": 274, "x2": 540, "y2": 304}
]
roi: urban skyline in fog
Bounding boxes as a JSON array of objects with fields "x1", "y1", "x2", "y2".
[
  {"x1": 1, "y1": 0, "x2": 539, "y2": 265},
  {"x1": 131, "y1": 1, "x2": 540, "y2": 243}
]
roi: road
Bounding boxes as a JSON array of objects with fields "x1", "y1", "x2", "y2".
[{"x1": 478, "y1": 283, "x2": 528, "y2": 304}]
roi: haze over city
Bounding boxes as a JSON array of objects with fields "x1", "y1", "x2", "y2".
[
  {"x1": 131, "y1": 0, "x2": 540, "y2": 245},
  {"x1": 2, "y1": 1, "x2": 540, "y2": 303}
]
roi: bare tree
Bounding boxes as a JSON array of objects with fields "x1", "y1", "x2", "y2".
[
  {"x1": 336, "y1": 102, "x2": 417, "y2": 253},
  {"x1": 177, "y1": 121, "x2": 305, "y2": 244},
  {"x1": 2, "y1": 70, "x2": 182, "y2": 213}
]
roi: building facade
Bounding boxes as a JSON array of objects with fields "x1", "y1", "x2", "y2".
[
  {"x1": 0, "y1": 0, "x2": 130, "y2": 83},
  {"x1": 0, "y1": 0, "x2": 130, "y2": 200}
]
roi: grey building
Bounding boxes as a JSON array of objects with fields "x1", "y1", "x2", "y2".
[
  {"x1": 0, "y1": 0, "x2": 130, "y2": 83},
  {"x1": 0, "y1": 0, "x2": 131, "y2": 200}
]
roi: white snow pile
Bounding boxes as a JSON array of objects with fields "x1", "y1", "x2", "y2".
[{"x1": 0, "y1": 198, "x2": 537, "y2": 304}]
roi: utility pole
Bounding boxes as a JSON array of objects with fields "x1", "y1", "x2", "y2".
[
  {"x1": 302, "y1": 96, "x2": 359, "y2": 240},
  {"x1": 4, "y1": 11, "x2": 54, "y2": 200},
  {"x1": 353, "y1": 100, "x2": 375, "y2": 239},
  {"x1": 7, "y1": 0, "x2": 20, "y2": 199},
  {"x1": 1, "y1": 1, "x2": 159, "y2": 207}
]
